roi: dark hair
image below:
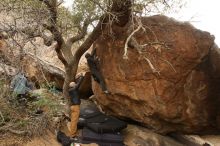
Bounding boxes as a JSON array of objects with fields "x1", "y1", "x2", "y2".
[{"x1": 85, "y1": 53, "x2": 91, "y2": 58}]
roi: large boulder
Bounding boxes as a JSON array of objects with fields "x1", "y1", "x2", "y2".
[{"x1": 93, "y1": 15, "x2": 220, "y2": 134}]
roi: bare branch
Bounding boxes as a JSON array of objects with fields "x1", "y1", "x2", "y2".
[
  {"x1": 39, "y1": 0, "x2": 67, "y2": 66},
  {"x1": 46, "y1": 27, "x2": 67, "y2": 66},
  {"x1": 54, "y1": 43, "x2": 67, "y2": 66},
  {"x1": 163, "y1": 0, "x2": 171, "y2": 8},
  {"x1": 123, "y1": 18, "x2": 145, "y2": 59},
  {"x1": 144, "y1": 57, "x2": 160, "y2": 75},
  {"x1": 66, "y1": 18, "x2": 91, "y2": 47},
  {"x1": 73, "y1": 14, "x2": 108, "y2": 64}
]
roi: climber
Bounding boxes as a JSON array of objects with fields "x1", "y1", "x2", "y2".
[
  {"x1": 85, "y1": 48, "x2": 109, "y2": 94},
  {"x1": 67, "y1": 75, "x2": 84, "y2": 141}
]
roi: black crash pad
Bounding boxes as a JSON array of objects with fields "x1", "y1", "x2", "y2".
[
  {"x1": 78, "y1": 101, "x2": 127, "y2": 133},
  {"x1": 81, "y1": 128, "x2": 124, "y2": 144},
  {"x1": 86, "y1": 114, "x2": 127, "y2": 133}
]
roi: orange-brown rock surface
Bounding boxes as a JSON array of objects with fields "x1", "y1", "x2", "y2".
[
  {"x1": 93, "y1": 15, "x2": 220, "y2": 134},
  {"x1": 78, "y1": 72, "x2": 93, "y2": 99}
]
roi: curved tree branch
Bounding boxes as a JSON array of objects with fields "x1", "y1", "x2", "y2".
[
  {"x1": 66, "y1": 17, "x2": 91, "y2": 48},
  {"x1": 39, "y1": 0, "x2": 67, "y2": 66},
  {"x1": 73, "y1": 14, "x2": 108, "y2": 64}
]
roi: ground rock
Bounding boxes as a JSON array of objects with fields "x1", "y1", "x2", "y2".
[{"x1": 123, "y1": 125, "x2": 184, "y2": 146}]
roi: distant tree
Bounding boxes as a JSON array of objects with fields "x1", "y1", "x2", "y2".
[{"x1": 0, "y1": 0, "x2": 185, "y2": 103}]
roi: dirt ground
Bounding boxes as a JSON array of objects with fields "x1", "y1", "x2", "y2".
[
  {"x1": 25, "y1": 123, "x2": 98, "y2": 146},
  {"x1": 25, "y1": 131, "x2": 60, "y2": 146},
  {"x1": 0, "y1": 129, "x2": 98, "y2": 146},
  {"x1": 25, "y1": 131, "x2": 98, "y2": 146}
]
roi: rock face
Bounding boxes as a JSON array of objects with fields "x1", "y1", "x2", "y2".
[
  {"x1": 78, "y1": 72, "x2": 93, "y2": 99},
  {"x1": 0, "y1": 37, "x2": 90, "y2": 89},
  {"x1": 21, "y1": 54, "x2": 65, "y2": 89},
  {"x1": 93, "y1": 15, "x2": 220, "y2": 134}
]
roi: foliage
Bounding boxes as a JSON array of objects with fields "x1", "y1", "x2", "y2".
[
  {"x1": 0, "y1": 0, "x2": 186, "y2": 42},
  {"x1": 40, "y1": 81, "x2": 57, "y2": 92},
  {"x1": 0, "y1": 0, "x2": 49, "y2": 25},
  {"x1": 0, "y1": 0, "x2": 185, "y2": 37},
  {"x1": 57, "y1": 6, "x2": 77, "y2": 37},
  {"x1": 0, "y1": 87, "x2": 65, "y2": 138},
  {"x1": 32, "y1": 94, "x2": 62, "y2": 115},
  {"x1": 0, "y1": 0, "x2": 77, "y2": 37},
  {"x1": 71, "y1": 0, "x2": 186, "y2": 17},
  {"x1": 72, "y1": 0, "x2": 103, "y2": 22},
  {"x1": 133, "y1": 0, "x2": 186, "y2": 15}
]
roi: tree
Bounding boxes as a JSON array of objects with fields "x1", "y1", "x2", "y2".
[{"x1": 0, "y1": 0, "x2": 185, "y2": 103}]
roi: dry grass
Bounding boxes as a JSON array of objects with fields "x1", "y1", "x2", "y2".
[{"x1": 0, "y1": 79, "x2": 66, "y2": 145}]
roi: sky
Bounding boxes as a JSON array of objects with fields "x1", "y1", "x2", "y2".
[
  {"x1": 63, "y1": 0, "x2": 220, "y2": 46},
  {"x1": 168, "y1": 0, "x2": 220, "y2": 46}
]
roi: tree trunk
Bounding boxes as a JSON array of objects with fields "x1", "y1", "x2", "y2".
[
  {"x1": 62, "y1": 0, "x2": 132, "y2": 99},
  {"x1": 63, "y1": 66, "x2": 74, "y2": 101},
  {"x1": 111, "y1": 0, "x2": 132, "y2": 26}
]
